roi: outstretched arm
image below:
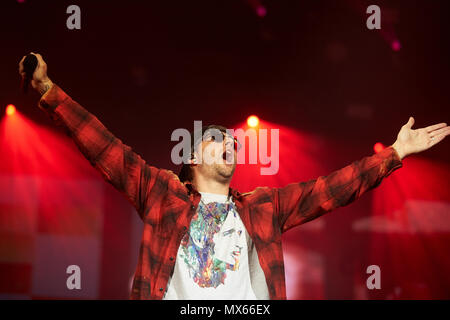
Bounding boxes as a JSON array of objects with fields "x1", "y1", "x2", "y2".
[
  {"x1": 274, "y1": 117, "x2": 448, "y2": 233},
  {"x1": 19, "y1": 53, "x2": 165, "y2": 218}
]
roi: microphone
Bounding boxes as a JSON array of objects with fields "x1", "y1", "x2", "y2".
[{"x1": 21, "y1": 54, "x2": 38, "y2": 93}]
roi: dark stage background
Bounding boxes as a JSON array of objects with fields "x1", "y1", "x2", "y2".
[{"x1": 0, "y1": 0, "x2": 449, "y2": 299}]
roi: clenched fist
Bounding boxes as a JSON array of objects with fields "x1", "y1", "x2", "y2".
[{"x1": 18, "y1": 53, "x2": 53, "y2": 95}]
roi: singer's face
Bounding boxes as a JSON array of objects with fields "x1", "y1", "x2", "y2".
[{"x1": 193, "y1": 133, "x2": 237, "y2": 183}]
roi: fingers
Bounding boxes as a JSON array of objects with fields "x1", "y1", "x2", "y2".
[
  {"x1": 18, "y1": 55, "x2": 26, "y2": 75},
  {"x1": 429, "y1": 126, "x2": 450, "y2": 138},
  {"x1": 430, "y1": 127, "x2": 450, "y2": 147},
  {"x1": 19, "y1": 52, "x2": 46, "y2": 69},
  {"x1": 18, "y1": 52, "x2": 48, "y2": 83},
  {"x1": 405, "y1": 116, "x2": 415, "y2": 129},
  {"x1": 35, "y1": 53, "x2": 46, "y2": 67},
  {"x1": 425, "y1": 122, "x2": 447, "y2": 133},
  {"x1": 429, "y1": 131, "x2": 449, "y2": 147}
]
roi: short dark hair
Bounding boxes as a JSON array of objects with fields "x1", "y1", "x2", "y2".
[{"x1": 178, "y1": 124, "x2": 228, "y2": 183}]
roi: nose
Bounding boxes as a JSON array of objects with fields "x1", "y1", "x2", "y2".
[{"x1": 224, "y1": 139, "x2": 234, "y2": 151}]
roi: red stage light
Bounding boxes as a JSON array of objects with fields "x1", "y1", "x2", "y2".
[
  {"x1": 256, "y1": 6, "x2": 267, "y2": 17},
  {"x1": 247, "y1": 115, "x2": 259, "y2": 128},
  {"x1": 391, "y1": 40, "x2": 401, "y2": 51},
  {"x1": 373, "y1": 142, "x2": 385, "y2": 153},
  {"x1": 6, "y1": 105, "x2": 16, "y2": 116}
]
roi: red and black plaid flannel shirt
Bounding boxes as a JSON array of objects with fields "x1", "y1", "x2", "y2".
[{"x1": 39, "y1": 84, "x2": 403, "y2": 299}]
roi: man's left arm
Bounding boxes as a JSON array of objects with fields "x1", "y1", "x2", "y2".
[{"x1": 273, "y1": 117, "x2": 449, "y2": 233}]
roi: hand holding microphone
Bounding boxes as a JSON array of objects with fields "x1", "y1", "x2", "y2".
[{"x1": 19, "y1": 52, "x2": 53, "y2": 95}]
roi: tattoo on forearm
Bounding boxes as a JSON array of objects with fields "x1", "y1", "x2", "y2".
[{"x1": 39, "y1": 82, "x2": 53, "y2": 95}]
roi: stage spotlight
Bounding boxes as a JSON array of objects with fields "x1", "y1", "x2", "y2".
[
  {"x1": 391, "y1": 40, "x2": 401, "y2": 51},
  {"x1": 246, "y1": 0, "x2": 267, "y2": 18},
  {"x1": 256, "y1": 6, "x2": 267, "y2": 17},
  {"x1": 6, "y1": 104, "x2": 16, "y2": 116},
  {"x1": 247, "y1": 115, "x2": 259, "y2": 128},
  {"x1": 374, "y1": 142, "x2": 385, "y2": 153}
]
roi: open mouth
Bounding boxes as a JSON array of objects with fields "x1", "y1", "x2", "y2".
[{"x1": 222, "y1": 150, "x2": 233, "y2": 163}]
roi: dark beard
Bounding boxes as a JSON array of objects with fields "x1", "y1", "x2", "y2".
[{"x1": 215, "y1": 163, "x2": 236, "y2": 182}]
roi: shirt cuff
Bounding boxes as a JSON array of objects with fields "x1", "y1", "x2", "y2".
[
  {"x1": 378, "y1": 146, "x2": 403, "y2": 177},
  {"x1": 38, "y1": 84, "x2": 70, "y2": 113}
]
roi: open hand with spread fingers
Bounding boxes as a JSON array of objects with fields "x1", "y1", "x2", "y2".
[{"x1": 391, "y1": 117, "x2": 450, "y2": 160}]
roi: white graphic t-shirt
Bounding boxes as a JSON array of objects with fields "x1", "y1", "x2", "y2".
[{"x1": 164, "y1": 192, "x2": 257, "y2": 299}]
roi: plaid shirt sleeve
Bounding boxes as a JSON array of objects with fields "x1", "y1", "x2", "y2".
[
  {"x1": 274, "y1": 146, "x2": 403, "y2": 233},
  {"x1": 39, "y1": 84, "x2": 165, "y2": 218}
]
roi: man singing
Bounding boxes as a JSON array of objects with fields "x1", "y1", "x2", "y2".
[{"x1": 19, "y1": 53, "x2": 449, "y2": 300}]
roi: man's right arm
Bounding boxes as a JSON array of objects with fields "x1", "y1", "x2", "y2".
[
  {"x1": 40, "y1": 84, "x2": 164, "y2": 217},
  {"x1": 19, "y1": 53, "x2": 167, "y2": 218}
]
